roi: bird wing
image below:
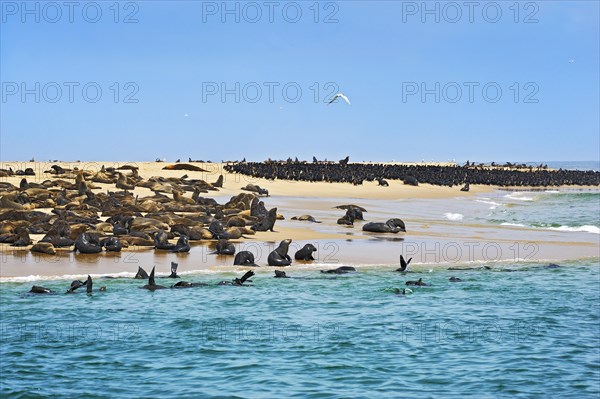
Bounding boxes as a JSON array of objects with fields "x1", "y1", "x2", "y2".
[
  {"x1": 327, "y1": 94, "x2": 339, "y2": 105},
  {"x1": 338, "y1": 94, "x2": 351, "y2": 104}
]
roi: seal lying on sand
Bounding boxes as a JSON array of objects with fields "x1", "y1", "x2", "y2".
[
  {"x1": 162, "y1": 163, "x2": 207, "y2": 172},
  {"x1": 241, "y1": 184, "x2": 269, "y2": 196},
  {"x1": 294, "y1": 244, "x2": 317, "y2": 261},
  {"x1": 363, "y1": 218, "x2": 406, "y2": 233},
  {"x1": 234, "y1": 251, "x2": 258, "y2": 266},
  {"x1": 291, "y1": 215, "x2": 321, "y2": 223},
  {"x1": 74, "y1": 232, "x2": 103, "y2": 254},
  {"x1": 268, "y1": 239, "x2": 292, "y2": 266}
]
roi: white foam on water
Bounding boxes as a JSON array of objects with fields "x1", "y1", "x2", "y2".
[
  {"x1": 504, "y1": 193, "x2": 535, "y2": 201},
  {"x1": 444, "y1": 212, "x2": 464, "y2": 221},
  {"x1": 546, "y1": 225, "x2": 600, "y2": 234},
  {"x1": 500, "y1": 222, "x2": 526, "y2": 227}
]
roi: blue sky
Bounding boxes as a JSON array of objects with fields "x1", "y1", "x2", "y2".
[{"x1": 1, "y1": 1, "x2": 598, "y2": 162}]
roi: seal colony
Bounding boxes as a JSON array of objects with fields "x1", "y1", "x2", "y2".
[
  {"x1": 224, "y1": 160, "x2": 600, "y2": 187},
  {"x1": 0, "y1": 163, "x2": 407, "y2": 261}
]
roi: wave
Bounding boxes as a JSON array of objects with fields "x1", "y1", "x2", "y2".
[
  {"x1": 503, "y1": 193, "x2": 535, "y2": 201},
  {"x1": 499, "y1": 222, "x2": 599, "y2": 234},
  {"x1": 444, "y1": 212, "x2": 464, "y2": 221},
  {"x1": 500, "y1": 222, "x2": 526, "y2": 227},
  {"x1": 546, "y1": 225, "x2": 600, "y2": 234},
  {"x1": 475, "y1": 199, "x2": 502, "y2": 209}
]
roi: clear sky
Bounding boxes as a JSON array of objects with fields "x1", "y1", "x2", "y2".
[{"x1": 1, "y1": 0, "x2": 598, "y2": 162}]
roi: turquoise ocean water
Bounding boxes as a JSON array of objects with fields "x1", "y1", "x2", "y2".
[{"x1": 0, "y1": 263, "x2": 598, "y2": 398}]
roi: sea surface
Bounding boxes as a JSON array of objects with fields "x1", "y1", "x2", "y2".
[{"x1": 0, "y1": 262, "x2": 599, "y2": 398}]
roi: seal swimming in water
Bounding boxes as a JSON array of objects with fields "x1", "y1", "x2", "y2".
[
  {"x1": 396, "y1": 255, "x2": 412, "y2": 272},
  {"x1": 171, "y1": 235, "x2": 190, "y2": 253},
  {"x1": 449, "y1": 276, "x2": 462, "y2": 282},
  {"x1": 171, "y1": 281, "x2": 208, "y2": 288},
  {"x1": 233, "y1": 251, "x2": 258, "y2": 266},
  {"x1": 29, "y1": 285, "x2": 55, "y2": 294},
  {"x1": 406, "y1": 278, "x2": 428, "y2": 286},
  {"x1": 66, "y1": 279, "x2": 86, "y2": 293},
  {"x1": 134, "y1": 266, "x2": 149, "y2": 279},
  {"x1": 274, "y1": 270, "x2": 289, "y2": 278},
  {"x1": 74, "y1": 232, "x2": 103, "y2": 254},
  {"x1": 294, "y1": 244, "x2": 317, "y2": 261},
  {"x1": 215, "y1": 239, "x2": 235, "y2": 255},
  {"x1": 218, "y1": 270, "x2": 255, "y2": 286},
  {"x1": 267, "y1": 239, "x2": 292, "y2": 266},
  {"x1": 321, "y1": 266, "x2": 356, "y2": 274},
  {"x1": 363, "y1": 218, "x2": 406, "y2": 233},
  {"x1": 142, "y1": 266, "x2": 167, "y2": 291},
  {"x1": 251, "y1": 208, "x2": 277, "y2": 232},
  {"x1": 168, "y1": 262, "x2": 180, "y2": 278}
]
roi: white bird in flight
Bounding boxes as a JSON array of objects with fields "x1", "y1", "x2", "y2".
[{"x1": 328, "y1": 93, "x2": 351, "y2": 105}]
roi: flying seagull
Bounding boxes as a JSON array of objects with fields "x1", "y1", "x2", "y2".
[{"x1": 328, "y1": 93, "x2": 351, "y2": 105}]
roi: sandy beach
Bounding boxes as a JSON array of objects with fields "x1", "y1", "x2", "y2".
[{"x1": 0, "y1": 161, "x2": 598, "y2": 279}]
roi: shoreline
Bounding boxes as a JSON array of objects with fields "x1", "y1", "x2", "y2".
[{"x1": 1, "y1": 161, "x2": 598, "y2": 279}]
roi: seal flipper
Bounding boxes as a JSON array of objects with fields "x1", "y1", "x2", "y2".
[
  {"x1": 397, "y1": 255, "x2": 412, "y2": 272},
  {"x1": 169, "y1": 261, "x2": 180, "y2": 278},
  {"x1": 86, "y1": 275, "x2": 92, "y2": 294},
  {"x1": 149, "y1": 266, "x2": 157, "y2": 286},
  {"x1": 236, "y1": 270, "x2": 255, "y2": 285},
  {"x1": 135, "y1": 266, "x2": 149, "y2": 279}
]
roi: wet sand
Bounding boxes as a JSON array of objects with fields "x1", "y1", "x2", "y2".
[{"x1": 0, "y1": 161, "x2": 598, "y2": 279}]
